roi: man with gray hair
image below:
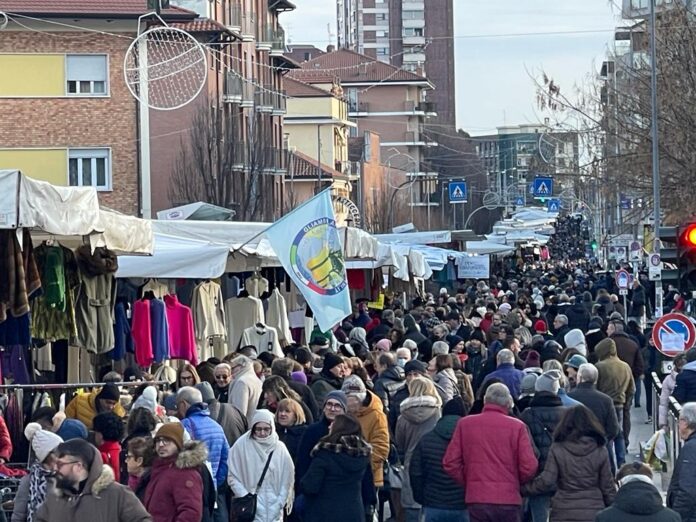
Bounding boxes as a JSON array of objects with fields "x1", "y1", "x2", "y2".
[
  {"x1": 444, "y1": 382, "x2": 538, "y2": 521},
  {"x1": 177, "y1": 386, "x2": 229, "y2": 494},
  {"x1": 668, "y1": 402, "x2": 696, "y2": 520},
  {"x1": 480, "y1": 349, "x2": 525, "y2": 398},
  {"x1": 213, "y1": 362, "x2": 232, "y2": 402},
  {"x1": 553, "y1": 314, "x2": 571, "y2": 348},
  {"x1": 569, "y1": 363, "x2": 620, "y2": 469}
]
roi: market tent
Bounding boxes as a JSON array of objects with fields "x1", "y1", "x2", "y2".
[
  {"x1": 465, "y1": 240, "x2": 516, "y2": 255},
  {"x1": 0, "y1": 169, "x2": 153, "y2": 255},
  {"x1": 116, "y1": 233, "x2": 231, "y2": 279},
  {"x1": 156, "y1": 202, "x2": 236, "y2": 221},
  {"x1": 374, "y1": 230, "x2": 452, "y2": 245}
]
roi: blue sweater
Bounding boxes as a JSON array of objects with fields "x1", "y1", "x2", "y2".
[
  {"x1": 182, "y1": 403, "x2": 229, "y2": 486},
  {"x1": 149, "y1": 298, "x2": 169, "y2": 363}
]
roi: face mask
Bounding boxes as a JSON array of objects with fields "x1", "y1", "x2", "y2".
[{"x1": 397, "y1": 358, "x2": 408, "y2": 368}]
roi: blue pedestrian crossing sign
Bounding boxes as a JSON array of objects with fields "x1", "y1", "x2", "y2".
[
  {"x1": 515, "y1": 196, "x2": 525, "y2": 206},
  {"x1": 532, "y1": 177, "x2": 554, "y2": 198},
  {"x1": 547, "y1": 199, "x2": 561, "y2": 213},
  {"x1": 448, "y1": 181, "x2": 467, "y2": 204}
]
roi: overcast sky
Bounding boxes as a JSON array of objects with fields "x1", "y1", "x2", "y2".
[{"x1": 283, "y1": 1, "x2": 623, "y2": 135}]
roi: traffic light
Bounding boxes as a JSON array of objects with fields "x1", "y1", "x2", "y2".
[
  {"x1": 591, "y1": 240, "x2": 598, "y2": 251},
  {"x1": 679, "y1": 222, "x2": 696, "y2": 292}
]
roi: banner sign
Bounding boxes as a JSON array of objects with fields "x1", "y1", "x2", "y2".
[{"x1": 457, "y1": 255, "x2": 490, "y2": 280}]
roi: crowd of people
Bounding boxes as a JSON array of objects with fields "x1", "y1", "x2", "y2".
[{"x1": 5, "y1": 252, "x2": 696, "y2": 522}]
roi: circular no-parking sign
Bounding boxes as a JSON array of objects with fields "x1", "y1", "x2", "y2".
[
  {"x1": 615, "y1": 269, "x2": 630, "y2": 290},
  {"x1": 653, "y1": 313, "x2": 696, "y2": 356}
]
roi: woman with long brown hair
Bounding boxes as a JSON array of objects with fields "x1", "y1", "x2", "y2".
[
  {"x1": 174, "y1": 363, "x2": 200, "y2": 391},
  {"x1": 262, "y1": 376, "x2": 314, "y2": 422}
]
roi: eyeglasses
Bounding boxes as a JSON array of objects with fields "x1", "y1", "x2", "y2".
[
  {"x1": 125, "y1": 454, "x2": 137, "y2": 461},
  {"x1": 154, "y1": 438, "x2": 174, "y2": 446},
  {"x1": 253, "y1": 426, "x2": 272, "y2": 434},
  {"x1": 214, "y1": 374, "x2": 230, "y2": 380},
  {"x1": 55, "y1": 460, "x2": 79, "y2": 469},
  {"x1": 324, "y1": 401, "x2": 344, "y2": 411}
]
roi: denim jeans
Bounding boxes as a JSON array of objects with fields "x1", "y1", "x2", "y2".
[
  {"x1": 527, "y1": 494, "x2": 550, "y2": 522},
  {"x1": 613, "y1": 406, "x2": 626, "y2": 467},
  {"x1": 423, "y1": 507, "x2": 470, "y2": 522},
  {"x1": 634, "y1": 382, "x2": 642, "y2": 406}
]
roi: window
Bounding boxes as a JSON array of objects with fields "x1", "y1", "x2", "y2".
[
  {"x1": 376, "y1": 47, "x2": 388, "y2": 56},
  {"x1": 68, "y1": 148, "x2": 111, "y2": 190},
  {"x1": 377, "y1": 13, "x2": 387, "y2": 21},
  {"x1": 66, "y1": 55, "x2": 108, "y2": 96}
]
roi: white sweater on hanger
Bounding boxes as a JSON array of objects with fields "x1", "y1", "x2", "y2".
[
  {"x1": 240, "y1": 324, "x2": 283, "y2": 358},
  {"x1": 191, "y1": 281, "x2": 226, "y2": 357},
  {"x1": 266, "y1": 289, "x2": 293, "y2": 344},
  {"x1": 245, "y1": 276, "x2": 269, "y2": 298},
  {"x1": 225, "y1": 296, "x2": 265, "y2": 351}
]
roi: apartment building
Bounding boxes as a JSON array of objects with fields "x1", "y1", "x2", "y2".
[{"x1": 0, "y1": 0, "x2": 199, "y2": 215}]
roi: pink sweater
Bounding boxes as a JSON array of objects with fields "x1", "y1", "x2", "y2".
[
  {"x1": 164, "y1": 294, "x2": 198, "y2": 365},
  {"x1": 131, "y1": 299, "x2": 153, "y2": 367}
]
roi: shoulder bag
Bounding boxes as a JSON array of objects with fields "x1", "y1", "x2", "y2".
[{"x1": 230, "y1": 450, "x2": 274, "y2": 522}]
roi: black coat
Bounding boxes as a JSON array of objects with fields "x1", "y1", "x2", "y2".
[
  {"x1": 585, "y1": 330, "x2": 607, "y2": 362},
  {"x1": 301, "y1": 442, "x2": 371, "y2": 522},
  {"x1": 569, "y1": 383, "x2": 620, "y2": 442},
  {"x1": 672, "y1": 365, "x2": 696, "y2": 404},
  {"x1": 520, "y1": 392, "x2": 566, "y2": 468},
  {"x1": 409, "y1": 415, "x2": 466, "y2": 510},
  {"x1": 566, "y1": 303, "x2": 590, "y2": 333},
  {"x1": 366, "y1": 321, "x2": 392, "y2": 345},
  {"x1": 387, "y1": 385, "x2": 410, "y2": 435},
  {"x1": 277, "y1": 423, "x2": 308, "y2": 463},
  {"x1": 668, "y1": 431, "x2": 696, "y2": 521},
  {"x1": 295, "y1": 418, "x2": 331, "y2": 492},
  {"x1": 373, "y1": 366, "x2": 406, "y2": 416},
  {"x1": 598, "y1": 479, "x2": 681, "y2": 522},
  {"x1": 286, "y1": 379, "x2": 320, "y2": 421}
]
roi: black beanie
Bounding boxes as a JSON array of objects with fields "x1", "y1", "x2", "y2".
[
  {"x1": 442, "y1": 396, "x2": 466, "y2": 417},
  {"x1": 687, "y1": 348, "x2": 696, "y2": 363},
  {"x1": 97, "y1": 384, "x2": 120, "y2": 402},
  {"x1": 323, "y1": 352, "x2": 344, "y2": 372}
]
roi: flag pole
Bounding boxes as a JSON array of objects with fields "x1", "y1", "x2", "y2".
[{"x1": 231, "y1": 188, "x2": 333, "y2": 254}]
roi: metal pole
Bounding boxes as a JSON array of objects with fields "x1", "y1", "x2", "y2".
[{"x1": 649, "y1": 0, "x2": 661, "y2": 317}]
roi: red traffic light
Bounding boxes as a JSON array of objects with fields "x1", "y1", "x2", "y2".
[{"x1": 683, "y1": 224, "x2": 696, "y2": 248}]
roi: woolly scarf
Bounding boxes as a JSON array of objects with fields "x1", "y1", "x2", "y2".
[
  {"x1": 311, "y1": 435, "x2": 372, "y2": 458},
  {"x1": 28, "y1": 462, "x2": 52, "y2": 522}
]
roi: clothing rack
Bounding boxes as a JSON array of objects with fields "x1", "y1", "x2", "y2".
[{"x1": 0, "y1": 380, "x2": 170, "y2": 390}]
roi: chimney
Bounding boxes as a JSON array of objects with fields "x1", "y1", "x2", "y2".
[{"x1": 326, "y1": 44, "x2": 336, "y2": 53}]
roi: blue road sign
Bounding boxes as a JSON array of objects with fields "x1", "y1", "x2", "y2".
[
  {"x1": 515, "y1": 196, "x2": 525, "y2": 206},
  {"x1": 547, "y1": 198, "x2": 560, "y2": 212},
  {"x1": 532, "y1": 177, "x2": 554, "y2": 198},
  {"x1": 528, "y1": 182, "x2": 534, "y2": 195},
  {"x1": 448, "y1": 181, "x2": 467, "y2": 203},
  {"x1": 620, "y1": 194, "x2": 632, "y2": 210}
]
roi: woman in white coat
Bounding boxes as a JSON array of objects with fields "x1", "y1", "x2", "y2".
[{"x1": 228, "y1": 409, "x2": 294, "y2": 522}]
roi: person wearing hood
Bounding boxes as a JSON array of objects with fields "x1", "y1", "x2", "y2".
[
  {"x1": 672, "y1": 349, "x2": 696, "y2": 404},
  {"x1": 144, "y1": 423, "x2": 208, "y2": 522},
  {"x1": 176, "y1": 387, "x2": 229, "y2": 493},
  {"x1": 36, "y1": 439, "x2": 151, "y2": 522},
  {"x1": 516, "y1": 373, "x2": 538, "y2": 413},
  {"x1": 428, "y1": 354, "x2": 460, "y2": 405},
  {"x1": 565, "y1": 297, "x2": 590, "y2": 332},
  {"x1": 409, "y1": 398, "x2": 467, "y2": 521},
  {"x1": 394, "y1": 377, "x2": 442, "y2": 521},
  {"x1": 227, "y1": 409, "x2": 295, "y2": 522},
  {"x1": 522, "y1": 405, "x2": 616, "y2": 522},
  {"x1": 227, "y1": 355, "x2": 262, "y2": 423},
  {"x1": 520, "y1": 370, "x2": 567, "y2": 522},
  {"x1": 348, "y1": 327, "x2": 370, "y2": 359},
  {"x1": 597, "y1": 462, "x2": 680, "y2": 522},
  {"x1": 342, "y1": 376, "x2": 390, "y2": 491},
  {"x1": 372, "y1": 352, "x2": 406, "y2": 416},
  {"x1": 310, "y1": 353, "x2": 346, "y2": 407},
  {"x1": 563, "y1": 329, "x2": 587, "y2": 358},
  {"x1": 12, "y1": 423, "x2": 62, "y2": 522},
  {"x1": 585, "y1": 318, "x2": 606, "y2": 361},
  {"x1": 607, "y1": 320, "x2": 645, "y2": 392},
  {"x1": 594, "y1": 338, "x2": 634, "y2": 468},
  {"x1": 403, "y1": 314, "x2": 433, "y2": 361},
  {"x1": 300, "y1": 414, "x2": 371, "y2": 522},
  {"x1": 64, "y1": 384, "x2": 126, "y2": 430},
  {"x1": 194, "y1": 382, "x2": 248, "y2": 447}
]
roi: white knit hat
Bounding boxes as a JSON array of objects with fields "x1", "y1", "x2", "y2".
[
  {"x1": 132, "y1": 386, "x2": 158, "y2": 413},
  {"x1": 25, "y1": 422, "x2": 63, "y2": 462}
]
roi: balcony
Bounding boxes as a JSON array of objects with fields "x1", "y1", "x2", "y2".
[
  {"x1": 240, "y1": 81, "x2": 255, "y2": 108},
  {"x1": 226, "y1": 2, "x2": 242, "y2": 33},
  {"x1": 241, "y1": 13, "x2": 255, "y2": 41},
  {"x1": 255, "y1": 86, "x2": 274, "y2": 112},
  {"x1": 223, "y1": 72, "x2": 243, "y2": 103},
  {"x1": 230, "y1": 142, "x2": 247, "y2": 170},
  {"x1": 403, "y1": 52, "x2": 426, "y2": 63},
  {"x1": 271, "y1": 90, "x2": 287, "y2": 115},
  {"x1": 417, "y1": 101, "x2": 437, "y2": 116},
  {"x1": 270, "y1": 27, "x2": 286, "y2": 57},
  {"x1": 348, "y1": 101, "x2": 369, "y2": 115},
  {"x1": 257, "y1": 25, "x2": 283, "y2": 51},
  {"x1": 260, "y1": 146, "x2": 288, "y2": 174},
  {"x1": 403, "y1": 35, "x2": 426, "y2": 46}
]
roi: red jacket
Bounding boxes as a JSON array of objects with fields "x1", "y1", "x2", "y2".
[
  {"x1": 99, "y1": 440, "x2": 122, "y2": 483},
  {"x1": 0, "y1": 416, "x2": 12, "y2": 461},
  {"x1": 443, "y1": 403, "x2": 538, "y2": 506}
]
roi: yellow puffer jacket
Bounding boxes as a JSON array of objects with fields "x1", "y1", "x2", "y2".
[
  {"x1": 355, "y1": 390, "x2": 390, "y2": 487},
  {"x1": 65, "y1": 389, "x2": 126, "y2": 429}
]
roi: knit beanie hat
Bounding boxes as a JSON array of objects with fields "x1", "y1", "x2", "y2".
[
  {"x1": 323, "y1": 390, "x2": 348, "y2": 412},
  {"x1": 564, "y1": 329, "x2": 587, "y2": 356},
  {"x1": 25, "y1": 422, "x2": 63, "y2": 463},
  {"x1": 442, "y1": 396, "x2": 466, "y2": 417},
  {"x1": 533, "y1": 320, "x2": 548, "y2": 334},
  {"x1": 469, "y1": 329, "x2": 485, "y2": 343},
  {"x1": 132, "y1": 386, "x2": 158, "y2": 412},
  {"x1": 403, "y1": 360, "x2": 427, "y2": 375},
  {"x1": 156, "y1": 422, "x2": 184, "y2": 451},
  {"x1": 535, "y1": 370, "x2": 561, "y2": 395},
  {"x1": 565, "y1": 354, "x2": 588, "y2": 370},
  {"x1": 375, "y1": 339, "x2": 392, "y2": 352},
  {"x1": 162, "y1": 394, "x2": 178, "y2": 412},
  {"x1": 447, "y1": 335, "x2": 464, "y2": 351},
  {"x1": 52, "y1": 413, "x2": 88, "y2": 441},
  {"x1": 521, "y1": 374, "x2": 538, "y2": 396},
  {"x1": 194, "y1": 382, "x2": 215, "y2": 403},
  {"x1": 342, "y1": 375, "x2": 367, "y2": 397},
  {"x1": 588, "y1": 317, "x2": 603, "y2": 330},
  {"x1": 402, "y1": 339, "x2": 418, "y2": 352},
  {"x1": 524, "y1": 350, "x2": 541, "y2": 369},
  {"x1": 97, "y1": 384, "x2": 120, "y2": 402},
  {"x1": 499, "y1": 303, "x2": 512, "y2": 315},
  {"x1": 290, "y1": 371, "x2": 308, "y2": 385},
  {"x1": 323, "y1": 352, "x2": 344, "y2": 372}
]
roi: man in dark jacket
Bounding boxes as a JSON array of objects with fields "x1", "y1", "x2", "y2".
[
  {"x1": 388, "y1": 360, "x2": 427, "y2": 433},
  {"x1": 553, "y1": 314, "x2": 571, "y2": 347},
  {"x1": 410, "y1": 399, "x2": 467, "y2": 520},
  {"x1": 668, "y1": 401, "x2": 696, "y2": 521},
  {"x1": 520, "y1": 370, "x2": 567, "y2": 522},
  {"x1": 585, "y1": 318, "x2": 606, "y2": 362},
  {"x1": 372, "y1": 352, "x2": 406, "y2": 416},
  {"x1": 310, "y1": 353, "x2": 345, "y2": 406},
  {"x1": 403, "y1": 314, "x2": 433, "y2": 361},
  {"x1": 36, "y1": 439, "x2": 152, "y2": 522},
  {"x1": 569, "y1": 363, "x2": 620, "y2": 471},
  {"x1": 446, "y1": 311, "x2": 472, "y2": 342},
  {"x1": 565, "y1": 298, "x2": 590, "y2": 332},
  {"x1": 672, "y1": 349, "x2": 696, "y2": 404},
  {"x1": 366, "y1": 309, "x2": 394, "y2": 345}
]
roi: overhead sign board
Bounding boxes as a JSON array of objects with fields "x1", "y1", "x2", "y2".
[
  {"x1": 653, "y1": 313, "x2": 696, "y2": 356},
  {"x1": 532, "y1": 177, "x2": 554, "y2": 198},
  {"x1": 448, "y1": 181, "x2": 468, "y2": 204},
  {"x1": 457, "y1": 255, "x2": 490, "y2": 279}
]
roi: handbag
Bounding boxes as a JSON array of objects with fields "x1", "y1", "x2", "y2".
[
  {"x1": 230, "y1": 451, "x2": 274, "y2": 522},
  {"x1": 382, "y1": 444, "x2": 404, "y2": 491}
]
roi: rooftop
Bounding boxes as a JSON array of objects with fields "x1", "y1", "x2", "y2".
[
  {"x1": 289, "y1": 151, "x2": 341, "y2": 179},
  {"x1": 0, "y1": 0, "x2": 195, "y2": 19},
  {"x1": 285, "y1": 77, "x2": 334, "y2": 98}
]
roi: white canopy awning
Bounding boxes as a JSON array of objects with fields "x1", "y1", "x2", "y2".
[
  {"x1": 0, "y1": 169, "x2": 153, "y2": 255},
  {"x1": 375, "y1": 230, "x2": 452, "y2": 245},
  {"x1": 465, "y1": 240, "x2": 516, "y2": 255}
]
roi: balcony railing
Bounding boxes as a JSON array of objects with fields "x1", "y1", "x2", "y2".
[
  {"x1": 417, "y1": 101, "x2": 436, "y2": 115},
  {"x1": 226, "y1": 2, "x2": 242, "y2": 32},
  {"x1": 272, "y1": 90, "x2": 287, "y2": 115},
  {"x1": 260, "y1": 146, "x2": 288, "y2": 173},
  {"x1": 241, "y1": 12, "x2": 256, "y2": 41},
  {"x1": 223, "y1": 72, "x2": 243, "y2": 103},
  {"x1": 257, "y1": 25, "x2": 274, "y2": 51},
  {"x1": 255, "y1": 86, "x2": 274, "y2": 112},
  {"x1": 240, "y1": 81, "x2": 255, "y2": 107},
  {"x1": 348, "y1": 101, "x2": 369, "y2": 113},
  {"x1": 270, "y1": 27, "x2": 286, "y2": 56}
]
